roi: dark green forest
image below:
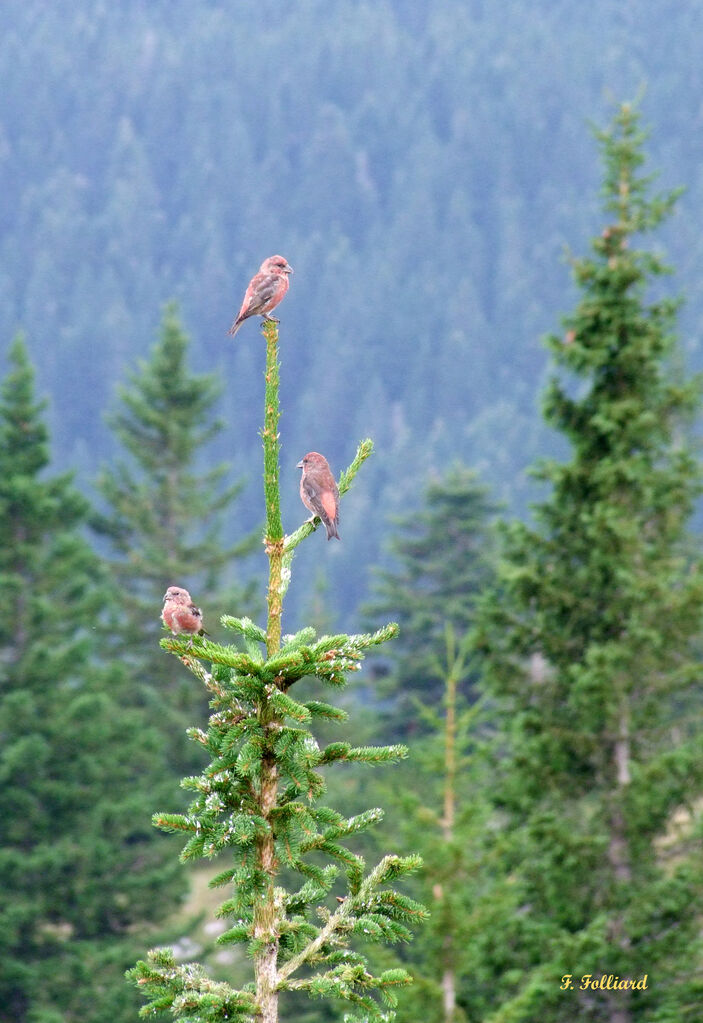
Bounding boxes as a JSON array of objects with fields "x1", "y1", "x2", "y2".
[
  {"x1": 4, "y1": 3, "x2": 703, "y2": 1022},
  {"x1": 4, "y1": 0, "x2": 703, "y2": 623}
]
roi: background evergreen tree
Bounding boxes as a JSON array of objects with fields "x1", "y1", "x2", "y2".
[
  {"x1": 475, "y1": 104, "x2": 703, "y2": 1022},
  {"x1": 0, "y1": 337, "x2": 185, "y2": 1023},
  {"x1": 129, "y1": 321, "x2": 427, "y2": 1023},
  {"x1": 365, "y1": 465, "x2": 497, "y2": 732},
  {"x1": 366, "y1": 629, "x2": 504, "y2": 1023},
  {"x1": 358, "y1": 474, "x2": 517, "y2": 1023},
  {"x1": 96, "y1": 303, "x2": 258, "y2": 764}
]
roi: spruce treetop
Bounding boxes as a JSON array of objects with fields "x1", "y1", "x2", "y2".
[
  {"x1": 110, "y1": 302, "x2": 223, "y2": 468},
  {"x1": 129, "y1": 320, "x2": 427, "y2": 1023}
]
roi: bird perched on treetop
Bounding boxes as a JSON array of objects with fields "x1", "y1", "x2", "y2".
[
  {"x1": 161, "y1": 586, "x2": 206, "y2": 645},
  {"x1": 297, "y1": 452, "x2": 340, "y2": 541},
  {"x1": 228, "y1": 255, "x2": 293, "y2": 336}
]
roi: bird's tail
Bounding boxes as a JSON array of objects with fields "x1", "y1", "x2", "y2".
[
  {"x1": 325, "y1": 520, "x2": 341, "y2": 541},
  {"x1": 227, "y1": 317, "x2": 244, "y2": 337}
]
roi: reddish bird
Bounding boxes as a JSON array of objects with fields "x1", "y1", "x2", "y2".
[
  {"x1": 297, "y1": 451, "x2": 340, "y2": 541},
  {"x1": 161, "y1": 586, "x2": 206, "y2": 645},
  {"x1": 228, "y1": 255, "x2": 293, "y2": 336}
]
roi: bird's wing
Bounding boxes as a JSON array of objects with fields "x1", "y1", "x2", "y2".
[
  {"x1": 302, "y1": 478, "x2": 338, "y2": 523},
  {"x1": 302, "y1": 477, "x2": 328, "y2": 520},
  {"x1": 244, "y1": 273, "x2": 279, "y2": 316}
]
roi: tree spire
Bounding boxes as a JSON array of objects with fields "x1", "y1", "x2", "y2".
[
  {"x1": 129, "y1": 319, "x2": 426, "y2": 1022},
  {"x1": 476, "y1": 102, "x2": 703, "y2": 1023}
]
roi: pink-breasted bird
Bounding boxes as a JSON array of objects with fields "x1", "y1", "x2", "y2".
[
  {"x1": 297, "y1": 451, "x2": 340, "y2": 541},
  {"x1": 228, "y1": 255, "x2": 293, "y2": 336},
  {"x1": 161, "y1": 586, "x2": 206, "y2": 645}
]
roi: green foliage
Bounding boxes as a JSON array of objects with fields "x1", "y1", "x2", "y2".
[
  {"x1": 475, "y1": 104, "x2": 703, "y2": 1021},
  {"x1": 129, "y1": 322, "x2": 426, "y2": 1022},
  {"x1": 0, "y1": 337, "x2": 185, "y2": 1023}
]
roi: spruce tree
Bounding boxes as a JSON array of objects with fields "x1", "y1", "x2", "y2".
[
  {"x1": 365, "y1": 465, "x2": 497, "y2": 731},
  {"x1": 129, "y1": 320, "x2": 427, "y2": 1022},
  {"x1": 97, "y1": 302, "x2": 257, "y2": 660},
  {"x1": 0, "y1": 337, "x2": 184, "y2": 1023},
  {"x1": 475, "y1": 104, "x2": 703, "y2": 1022},
  {"x1": 96, "y1": 304, "x2": 257, "y2": 760}
]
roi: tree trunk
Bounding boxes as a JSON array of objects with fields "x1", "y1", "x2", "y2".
[
  {"x1": 254, "y1": 320, "x2": 284, "y2": 1022},
  {"x1": 606, "y1": 700, "x2": 632, "y2": 1023},
  {"x1": 441, "y1": 665, "x2": 457, "y2": 1023},
  {"x1": 254, "y1": 751, "x2": 280, "y2": 1023}
]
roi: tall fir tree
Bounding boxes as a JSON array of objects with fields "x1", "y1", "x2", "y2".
[
  {"x1": 365, "y1": 465, "x2": 497, "y2": 732},
  {"x1": 0, "y1": 336, "x2": 185, "y2": 1023},
  {"x1": 96, "y1": 304, "x2": 258, "y2": 761},
  {"x1": 475, "y1": 104, "x2": 703, "y2": 1022},
  {"x1": 129, "y1": 320, "x2": 427, "y2": 1023}
]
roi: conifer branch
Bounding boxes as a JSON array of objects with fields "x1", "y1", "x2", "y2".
[
  {"x1": 162, "y1": 623, "x2": 400, "y2": 693},
  {"x1": 277, "y1": 854, "x2": 425, "y2": 987}
]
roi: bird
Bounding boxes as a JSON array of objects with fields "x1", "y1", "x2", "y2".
[
  {"x1": 228, "y1": 255, "x2": 293, "y2": 336},
  {"x1": 161, "y1": 586, "x2": 206, "y2": 645},
  {"x1": 297, "y1": 451, "x2": 340, "y2": 541}
]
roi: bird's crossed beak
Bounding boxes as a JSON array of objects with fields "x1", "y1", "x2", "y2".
[
  {"x1": 285, "y1": 263, "x2": 294, "y2": 274},
  {"x1": 296, "y1": 459, "x2": 303, "y2": 469}
]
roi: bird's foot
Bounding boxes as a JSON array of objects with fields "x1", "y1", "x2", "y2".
[{"x1": 263, "y1": 314, "x2": 280, "y2": 323}]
